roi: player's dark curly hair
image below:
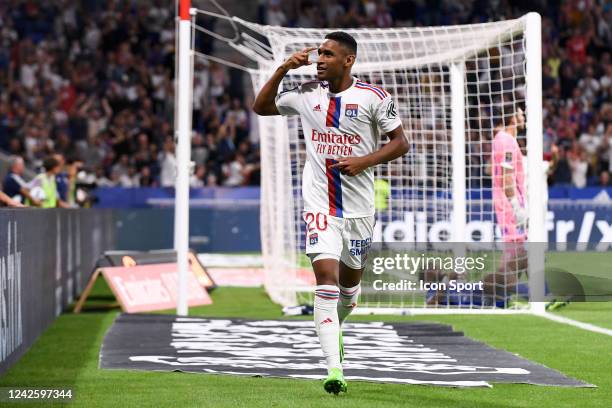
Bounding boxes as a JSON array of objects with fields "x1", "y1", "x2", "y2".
[{"x1": 325, "y1": 31, "x2": 357, "y2": 56}]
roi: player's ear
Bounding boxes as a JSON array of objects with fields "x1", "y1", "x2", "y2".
[{"x1": 345, "y1": 54, "x2": 355, "y2": 67}]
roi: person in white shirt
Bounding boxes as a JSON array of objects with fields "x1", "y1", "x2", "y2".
[
  {"x1": 579, "y1": 124, "x2": 601, "y2": 156},
  {"x1": 266, "y1": 0, "x2": 287, "y2": 26},
  {"x1": 577, "y1": 67, "x2": 600, "y2": 101},
  {"x1": 570, "y1": 150, "x2": 589, "y2": 188},
  {"x1": 222, "y1": 154, "x2": 245, "y2": 186},
  {"x1": 159, "y1": 137, "x2": 177, "y2": 187},
  {"x1": 253, "y1": 31, "x2": 408, "y2": 394}
]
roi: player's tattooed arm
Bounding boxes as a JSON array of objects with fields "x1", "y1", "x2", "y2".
[
  {"x1": 332, "y1": 125, "x2": 409, "y2": 176},
  {"x1": 252, "y1": 47, "x2": 317, "y2": 116}
]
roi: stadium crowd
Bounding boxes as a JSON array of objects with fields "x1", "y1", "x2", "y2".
[
  {"x1": 260, "y1": 0, "x2": 611, "y2": 188},
  {"x1": 0, "y1": 0, "x2": 610, "y2": 208},
  {"x1": 0, "y1": 0, "x2": 260, "y2": 204}
]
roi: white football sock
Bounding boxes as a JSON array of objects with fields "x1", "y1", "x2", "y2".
[
  {"x1": 314, "y1": 285, "x2": 341, "y2": 372},
  {"x1": 337, "y1": 283, "x2": 360, "y2": 325}
]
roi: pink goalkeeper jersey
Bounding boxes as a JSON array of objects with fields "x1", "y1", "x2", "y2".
[{"x1": 492, "y1": 129, "x2": 527, "y2": 241}]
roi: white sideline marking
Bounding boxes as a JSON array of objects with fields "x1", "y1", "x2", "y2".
[
  {"x1": 535, "y1": 312, "x2": 612, "y2": 337},
  {"x1": 353, "y1": 308, "x2": 612, "y2": 337},
  {"x1": 353, "y1": 308, "x2": 532, "y2": 315}
]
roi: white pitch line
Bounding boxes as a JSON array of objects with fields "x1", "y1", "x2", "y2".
[{"x1": 535, "y1": 312, "x2": 612, "y2": 337}]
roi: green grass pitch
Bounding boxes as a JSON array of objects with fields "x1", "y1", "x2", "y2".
[{"x1": 0, "y1": 279, "x2": 611, "y2": 408}]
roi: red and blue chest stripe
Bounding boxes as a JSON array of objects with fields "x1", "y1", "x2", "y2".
[
  {"x1": 326, "y1": 158, "x2": 343, "y2": 217},
  {"x1": 325, "y1": 96, "x2": 342, "y2": 128}
]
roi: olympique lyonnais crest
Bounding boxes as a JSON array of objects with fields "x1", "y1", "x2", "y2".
[
  {"x1": 345, "y1": 104, "x2": 359, "y2": 117},
  {"x1": 309, "y1": 233, "x2": 318, "y2": 245}
]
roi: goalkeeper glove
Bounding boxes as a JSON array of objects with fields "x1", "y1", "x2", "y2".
[{"x1": 510, "y1": 197, "x2": 528, "y2": 228}]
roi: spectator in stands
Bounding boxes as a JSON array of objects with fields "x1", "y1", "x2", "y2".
[
  {"x1": 0, "y1": 0, "x2": 608, "y2": 191},
  {"x1": 266, "y1": 0, "x2": 287, "y2": 27},
  {"x1": 206, "y1": 172, "x2": 218, "y2": 186},
  {"x1": 190, "y1": 164, "x2": 206, "y2": 188},
  {"x1": 111, "y1": 154, "x2": 131, "y2": 183},
  {"x1": 552, "y1": 146, "x2": 573, "y2": 186},
  {"x1": 3, "y1": 155, "x2": 40, "y2": 206},
  {"x1": 600, "y1": 64, "x2": 612, "y2": 91},
  {"x1": 579, "y1": 124, "x2": 600, "y2": 156},
  {"x1": 244, "y1": 148, "x2": 261, "y2": 185},
  {"x1": 569, "y1": 150, "x2": 589, "y2": 188},
  {"x1": 159, "y1": 137, "x2": 176, "y2": 187},
  {"x1": 597, "y1": 124, "x2": 612, "y2": 174},
  {"x1": 222, "y1": 153, "x2": 245, "y2": 187},
  {"x1": 599, "y1": 170, "x2": 610, "y2": 187},
  {"x1": 94, "y1": 167, "x2": 114, "y2": 187},
  {"x1": 578, "y1": 66, "x2": 601, "y2": 101},
  {"x1": 325, "y1": 0, "x2": 345, "y2": 27},
  {"x1": 565, "y1": 27, "x2": 590, "y2": 66},
  {"x1": 217, "y1": 122, "x2": 237, "y2": 162},
  {"x1": 139, "y1": 166, "x2": 157, "y2": 187},
  {"x1": 192, "y1": 132, "x2": 209, "y2": 166},
  {"x1": 542, "y1": 65, "x2": 557, "y2": 98},
  {"x1": 119, "y1": 166, "x2": 140, "y2": 188},
  {"x1": 374, "y1": 1, "x2": 393, "y2": 28}
]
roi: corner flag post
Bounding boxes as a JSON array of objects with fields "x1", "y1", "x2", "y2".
[{"x1": 175, "y1": 0, "x2": 192, "y2": 316}]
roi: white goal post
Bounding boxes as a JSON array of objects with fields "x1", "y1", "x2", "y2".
[{"x1": 184, "y1": 9, "x2": 546, "y2": 314}]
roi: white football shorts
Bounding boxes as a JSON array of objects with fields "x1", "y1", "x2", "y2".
[{"x1": 303, "y1": 211, "x2": 375, "y2": 269}]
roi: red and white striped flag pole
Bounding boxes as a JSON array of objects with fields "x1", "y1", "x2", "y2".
[{"x1": 174, "y1": 0, "x2": 192, "y2": 316}]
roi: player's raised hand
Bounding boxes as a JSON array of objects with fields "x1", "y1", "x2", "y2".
[
  {"x1": 282, "y1": 47, "x2": 317, "y2": 71},
  {"x1": 331, "y1": 156, "x2": 372, "y2": 176}
]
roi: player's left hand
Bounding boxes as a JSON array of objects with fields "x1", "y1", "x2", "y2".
[{"x1": 331, "y1": 156, "x2": 371, "y2": 176}]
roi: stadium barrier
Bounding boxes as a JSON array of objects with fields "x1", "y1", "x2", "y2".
[
  {"x1": 0, "y1": 209, "x2": 115, "y2": 375},
  {"x1": 113, "y1": 208, "x2": 260, "y2": 252},
  {"x1": 92, "y1": 186, "x2": 611, "y2": 208},
  {"x1": 109, "y1": 205, "x2": 611, "y2": 253},
  {"x1": 94, "y1": 186, "x2": 611, "y2": 251}
]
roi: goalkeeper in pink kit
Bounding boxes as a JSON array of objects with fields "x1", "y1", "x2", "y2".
[
  {"x1": 425, "y1": 105, "x2": 530, "y2": 307},
  {"x1": 486, "y1": 105, "x2": 528, "y2": 298}
]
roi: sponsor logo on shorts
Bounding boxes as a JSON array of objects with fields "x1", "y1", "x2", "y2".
[{"x1": 349, "y1": 238, "x2": 371, "y2": 255}]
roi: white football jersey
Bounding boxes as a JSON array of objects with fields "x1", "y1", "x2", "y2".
[{"x1": 275, "y1": 77, "x2": 403, "y2": 218}]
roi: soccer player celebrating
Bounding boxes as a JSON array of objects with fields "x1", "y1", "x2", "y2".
[
  {"x1": 487, "y1": 105, "x2": 528, "y2": 301},
  {"x1": 253, "y1": 32, "x2": 408, "y2": 394}
]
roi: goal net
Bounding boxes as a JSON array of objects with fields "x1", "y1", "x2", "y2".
[{"x1": 191, "y1": 10, "x2": 545, "y2": 313}]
